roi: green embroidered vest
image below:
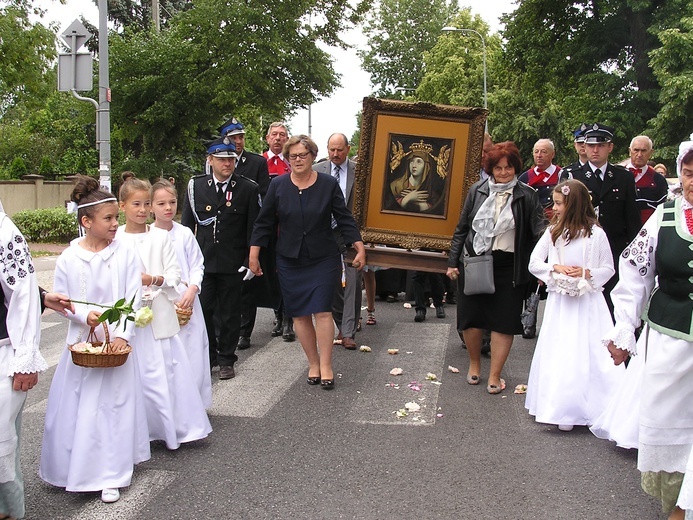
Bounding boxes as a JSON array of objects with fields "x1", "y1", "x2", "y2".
[{"x1": 645, "y1": 199, "x2": 693, "y2": 340}]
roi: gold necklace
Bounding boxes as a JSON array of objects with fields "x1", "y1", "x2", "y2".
[{"x1": 83, "y1": 239, "x2": 111, "y2": 252}]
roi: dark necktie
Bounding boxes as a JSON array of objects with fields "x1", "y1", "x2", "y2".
[
  {"x1": 331, "y1": 165, "x2": 341, "y2": 229},
  {"x1": 216, "y1": 182, "x2": 225, "y2": 203},
  {"x1": 594, "y1": 168, "x2": 603, "y2": 190}
]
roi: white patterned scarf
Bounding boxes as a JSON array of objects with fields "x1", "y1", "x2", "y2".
[{"x1": 471, "y1": 177, "x2": 518, "y2": 255}]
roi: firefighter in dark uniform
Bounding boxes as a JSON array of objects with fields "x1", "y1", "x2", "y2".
[
  {"x1": 571, "y1": 122, "x2": 641, "y2": 316},
  {"x1": 217, "y1": 118, "x2": 282, "y2": 350},
  {"x1": 181, "y1": 138, "x2": 261, "y2": 380},
  {"x1": 561, "y1": 123, "x2": 590, "y2": 180}
]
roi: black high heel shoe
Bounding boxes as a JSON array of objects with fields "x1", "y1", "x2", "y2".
[
  {"x1": 320, "y1": 378, "x2": 335, "y2": 390},
  {"x1": 307, "y1": 375, "x2": 320, "y2": 385}
]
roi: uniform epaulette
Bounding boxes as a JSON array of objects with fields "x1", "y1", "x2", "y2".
[{"x1": 192, "y1": 172, "x2": 209, "y2": 179}]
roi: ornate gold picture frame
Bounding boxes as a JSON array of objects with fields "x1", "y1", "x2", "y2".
[{"x1": 353, "y1": 97, "x2": 488, "y2": 252}]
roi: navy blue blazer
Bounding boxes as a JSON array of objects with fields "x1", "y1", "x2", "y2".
[{"x1": 251, "y1": 172, "x2": 361, "y2": 259}]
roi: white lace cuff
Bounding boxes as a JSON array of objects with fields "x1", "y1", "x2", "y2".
[
  {"x1": 602, "y1": 325, "x2": 637, "y2": 355},
  {"x1": 8, "y1": 347, "x2": 49, "y2": 376}
]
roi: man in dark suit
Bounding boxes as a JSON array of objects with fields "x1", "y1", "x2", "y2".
[
  {"x1": 571, "y1": 123, "x2": 641, "y2": 314},
  {"x1": 314, "y1": 133, "x2": 361, "y2": 350},
  {"x1": 181, "y1": 138, "x2": 261, "y2": 380},
  {"x1": 219, "y1": 118, "x2": 281, "y2": 349}
]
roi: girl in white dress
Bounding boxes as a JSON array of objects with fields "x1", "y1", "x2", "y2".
[
  {"x1": 526, "y1": 180, "x2": 624, "y2": 431},
  {"x1": 151, "y1": 178, "x2": 211, "y2": 408},
  {"x1": 117, "y1": 173, "x2": 211, "y2": 450},
  {"x1": 39, "y1": 176, "x2": 150, "y2": 504}
]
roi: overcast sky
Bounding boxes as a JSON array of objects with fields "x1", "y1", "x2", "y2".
[{"x1": 41, "y1": 0, "x2": 517, "y2": 156}]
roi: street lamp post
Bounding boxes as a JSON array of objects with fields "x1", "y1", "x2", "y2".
[{"x1": 442, "y1": 26, "x2": 488, "y2": 130}]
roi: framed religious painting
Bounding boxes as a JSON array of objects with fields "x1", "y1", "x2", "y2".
[{"x1": 352, "y1": 97, "x2": 487, "y2": 266}]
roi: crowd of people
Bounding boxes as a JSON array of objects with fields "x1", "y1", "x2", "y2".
[{"x1": 0, "y1": 116, "x2": 690, "y2": 519}]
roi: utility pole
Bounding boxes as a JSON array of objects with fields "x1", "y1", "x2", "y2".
[{"x1": 97, "y1": 0, "x2": 112, "y2": 192}]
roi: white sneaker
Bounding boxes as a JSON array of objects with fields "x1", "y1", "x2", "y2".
[
  {"x1": 558, "y1": 424, "x2": 574, "y2": 432},
  {"x1": 101, "y1": 488, "x2": 120, "y2": 503}
]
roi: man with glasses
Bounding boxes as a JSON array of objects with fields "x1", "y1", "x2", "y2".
[{"x1": 182, "y1": 138, "x2": 261, "y2": 379}]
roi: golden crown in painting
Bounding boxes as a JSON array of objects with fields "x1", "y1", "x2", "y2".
[{"x1": 409, "y1": 140, "x2": 433, "y2": 155}]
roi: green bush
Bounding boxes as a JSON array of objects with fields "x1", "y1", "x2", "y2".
[
  {"x1": 8, "y1": 157, "x2": 27, "y2": 179},
  {"x1": 13, "y1": 207, "x2": 79, "y2": 243}
]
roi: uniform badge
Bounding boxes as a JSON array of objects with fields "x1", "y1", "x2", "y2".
[
  {"x1": 205, "y1": 205, "x2": 212, "y2": 211},
  {"x1": 226, "y1": 201, "x2": 232, "y2": 207},
  {"x1": 585, "y1": 171, "x2": 592, "y2": 179},
  {"x1": 207, "y1": 179, "x2": 213, "y2": 186}
]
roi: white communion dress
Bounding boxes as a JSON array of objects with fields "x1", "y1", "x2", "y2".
[
  {"x1": 525, "y1": 225, "x2": 624, "y2": 427},
  {"x1": 117, "y1": 226, "x2": 211, "y2": 450},
  {"x1": 39, "y1": 238, "x2": 151, "y2": 492}
]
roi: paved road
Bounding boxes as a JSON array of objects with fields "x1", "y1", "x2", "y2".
[{"x1": 20, "y1": 257, "x2": 661, "y2": 519}]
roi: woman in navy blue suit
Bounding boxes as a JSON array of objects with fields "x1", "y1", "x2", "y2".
[{"x1": 249, "y1": 135, "x2": 366, "y2": 389}]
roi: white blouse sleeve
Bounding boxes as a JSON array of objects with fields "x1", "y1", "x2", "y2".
[
  {"x1": 528, "y1": 228, "x2": 553, "y2": 284},
  {"x1": 159, "y1": 232, "x2": 182, "y2": 303},
  {"x1": 602, "y1": 215, "x2": 658, "y2": 355},
  {"x1": 0, "y1": 215, "x2": 47, "y2": 376},
  {"x1": 587, "y1": 227, "x2": 615, "y2": 290},
  {"x1": 183, "y1": 227, "x2": 204, "y2": 290}
]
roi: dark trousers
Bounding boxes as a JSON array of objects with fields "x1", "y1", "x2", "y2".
[
  {"x1": 413, "y1": 271, "x2": 445, "y2": 312},
  {"x1": 201, "y1": 272, "x2": 242, "y2": 367},
  {"x1": 239, "y1": 282, "x2": 257, "y2": 337}
]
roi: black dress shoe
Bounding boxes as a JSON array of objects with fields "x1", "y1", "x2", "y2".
[
  {"x1": 282, "y1": 318, "x2": 295, "y2": 342},
  {"x1": 307, "y1": 375, "x2": 321, "y2": 385},
  {"x1": 414, "y1": 309, "x2": 426, "y2": 322},
  {"x1": 435, "y1": 305, "x2": 446, "y2": 318},
  {"x1": 237, "y1": 336, "x2": 251, "y2": 350},
  {"x1": 320, "y1": 379, "x2": 335, "y2": 390},
  {"x1": 271, "y1": 319, "x2": 283, "y2": 337},
  {"x1": 522, "y1": 326, "x2": 536, "y2": 339},
  {"x1": 219, "y1": 366, "x2": 235, "y2": 380}
]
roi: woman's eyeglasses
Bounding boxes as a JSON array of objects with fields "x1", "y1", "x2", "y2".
[{"x1": 288, "y1": 152, "x2": 311, "y2": 160}]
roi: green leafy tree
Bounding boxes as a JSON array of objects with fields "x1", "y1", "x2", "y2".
[
  {"x1": 359, "y1": 0, "x2": 459, "y2": 97},
  {"x1": 109, "y1": 0, "x2": 367, "y2": 163},
  {"x1": 417, "y1": 9, "x2": 498, "y2": 109},
  {"x1": 0, "y1": 0, "x2": 56, "y2": 114},
  {"x1": 495, "y1": 0, "x2": 690, "y2": 162},
  {"x1": 648, "y1": 10, "x2": 693, "y2": 159}
]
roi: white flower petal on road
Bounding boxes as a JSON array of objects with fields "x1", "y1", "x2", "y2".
[
  {"x1": 403, "y1": 302, "x2": 412, "y2": 308},
  {"x1": 387, "y1": 348, "x2": 399, "y2": 355},
  {"x1": 395, "y1": 409, "x2": 408, "y2": 417},
  {"x1": 404, "y1": 401, "x2": 421, "y2": 412},
  {"x1": 359, "y1": 345, "x2": 372, "y2": 352},
  {"x1": 390, "y1": 368, "x2": 403, "y2": 376},
  {"x1": 426, "y1": 372, "x2": 437, "y2": 381},
  {"x1": 447, "y1": 365, "x2": 460, "y2": 373},
  {"x1": 514, "y1": 384, "x2": 527, "y2": 394}
]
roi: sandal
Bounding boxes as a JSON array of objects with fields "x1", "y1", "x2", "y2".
[
  {"x1": 487, "y1": 378, "x2": 506, "y2": 395},
  {"x1": 366, "y1": 310, "x2": 376, "y2": 325}
]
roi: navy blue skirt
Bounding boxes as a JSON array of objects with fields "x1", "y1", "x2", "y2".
[{"x1": 276, "y1": 250, "x2": 341, "y2": 318}]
